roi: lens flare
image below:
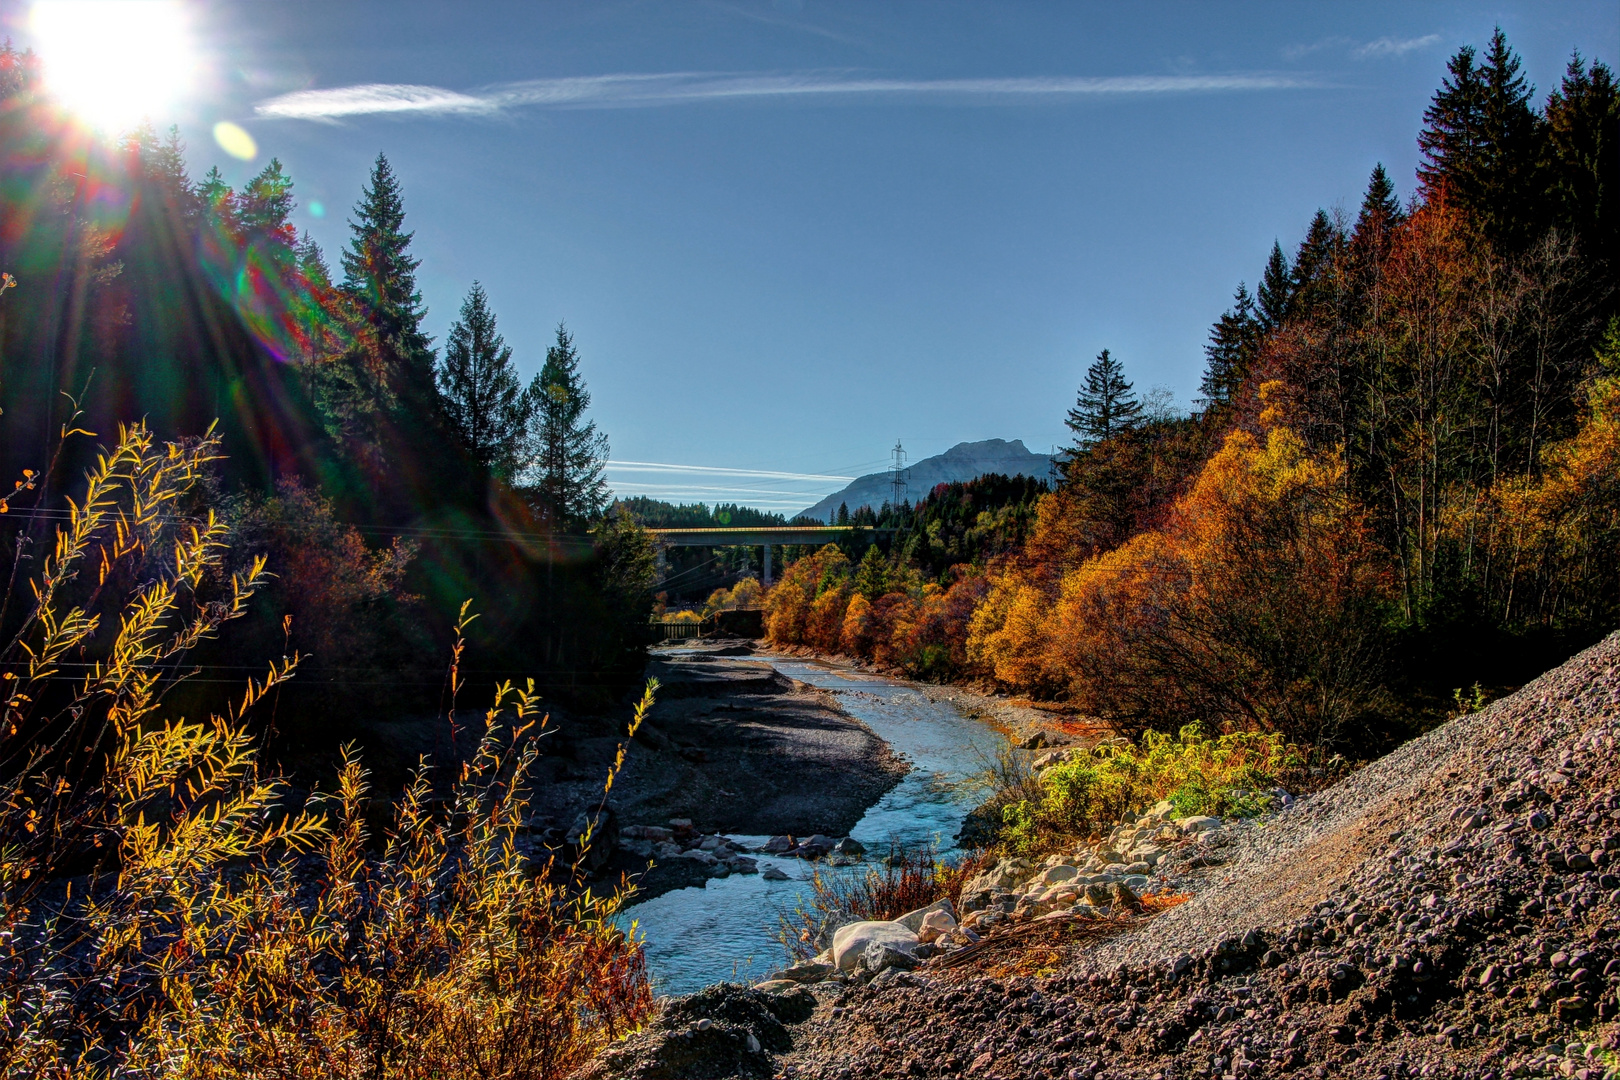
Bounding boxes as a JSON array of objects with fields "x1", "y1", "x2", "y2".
[
  {"x1": 213, "y1": 121, "x2": 257, "y2": 161},
  {"x1": 29, "y1": 0, "x2": 196, "y2": 132}
]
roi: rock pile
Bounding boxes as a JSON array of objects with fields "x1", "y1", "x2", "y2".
[
  {"x1": 619, "y1": 820, "x2": 870, "y2": 881},
  {"x1": 621, "y1": 820, "x2": 761, "y2": 878}
]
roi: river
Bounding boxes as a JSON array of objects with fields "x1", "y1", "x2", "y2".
[{"x1": 618, "y1": 654, "x2": 1003, "y2": 995}]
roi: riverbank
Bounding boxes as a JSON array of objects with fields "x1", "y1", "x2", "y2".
[
  {"x1": 527, "y1": 643, "x2": 909, "y2": 901},
  {"x1": 760, "y1": 643, "x2": 1115, "y2": 751},
  {"x1": 583, "y1": 631, "x2": 1620, "y2": 1080}
]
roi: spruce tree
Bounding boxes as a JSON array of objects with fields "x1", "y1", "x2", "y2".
[
  {"x1": 438, "y1": 282, "x2": 531, "y2": 480},
  {"x1": 1199, "y1": 283, "x2": 1259, "y2": 410},
  {"x1": 341, "y1": 153, "x2": 435, "y2": 401},
  {"x1": 525, "y1": 323, "x2": 609, "y2": 529},
  {"x1": 1066, "y1": 348, "x2": 1142, "y2": 450},
  {"x1": 1544, "y1": 53, "x2": 1618, "y2": 267},
  {"x1": 1256, "y1": 241, "x2": 1293, "y2": 330},
  {"x1": 238, "y1": 158, "x2": 297, "y2": 261},
  {"x1": 1418, "y1": 29, "x2": 1545, "y2": 251}
]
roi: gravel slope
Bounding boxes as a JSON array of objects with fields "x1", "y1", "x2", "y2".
[{"x1": 579, "y1": 630, "x2": 1620, "y2": 1080}]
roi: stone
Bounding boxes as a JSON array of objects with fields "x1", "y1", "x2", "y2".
[
  {"x1": 1123, "y1": 861, "x2": 1153, "y2": 875},
  {"x1": 752, "y1": 979, "x2": 798, "y2": 993},
  {"x1": 679, "y1": 849, "x2": 718, "y2": 866},
  {"x1": 796, "y1": 834, "x2": 835, "y2": 858},
  {"x1": 1111, "y1": 881, "x2": 1142, "y2": 909},
  {"x1": 831, "y1": 921, "x2": 919, "y2": 973},
  {"x1": 896, "y1": 898, "x2": 957, "y2": 933},
  {"x1": 731, "y1": 857, "x2": 759, "y2": 874},
  {"x1": 916, "y1": 909, "x2": 959, "y2": 944},
  {"x1": 832, "y1": 837, "x2": 866, "y2": 856},
  {"x1": 862, "y1": 939, "x2": 919, "y2": 974},
  {"x1": 761, "y1": 866, "x2": 790, "y2": 881},
  {"x1": 1037, "y1": 864, "x2": 1080, "y2": 886},
  {"x1": 770, "y1": 960, "x2": 833, "y2": 984},
  {"x1": 1148, "y1": 800, "x2": 1176, "y2": 820},
  {"x1": 668, "y1": 818, "x2": 694, "y2": 831},
  {"x1": 699, "y1": 836, "x2": 725, "y2": 852},
  {"x1": 624, "y1": 838, "x2": 655, "y2": 859},
  {"x1": 762, "y1": 835, "x2": 793, "y2": 853},
  {"x1": 621, "y1": 825, "x2": 674, "y2": 843},
  {"x1": 1176, "y1": 815, "x2": 1222, "y2": 833},
  {"x1": 654, "y1": 842, "x2": 683, "y2": 860}
]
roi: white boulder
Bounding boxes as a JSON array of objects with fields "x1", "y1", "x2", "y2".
[{"x1": 831, "y1": 921, "x2": 919, "y2": 973}]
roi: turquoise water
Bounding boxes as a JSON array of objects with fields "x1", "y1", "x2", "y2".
[{"x1": 617, "y1": 656, "x2": 1002, "y2": 995}]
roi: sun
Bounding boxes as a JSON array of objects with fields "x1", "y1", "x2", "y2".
[{"x1": 29, "y1": 0, "x2": 196, "y2": 133}]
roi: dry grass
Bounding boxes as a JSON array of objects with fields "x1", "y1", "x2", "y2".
[
  {"x1": 0, "y1": 416, "x2": 654, "y2": 1079},
  {"x1": 776, "y1": 844, "x2": 995, "y2": 962}
]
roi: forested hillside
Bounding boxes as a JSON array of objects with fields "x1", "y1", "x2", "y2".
[
  {"x1": 766, "y1": 31, "x2": 1620, "y2": 751},
  {"x1": 0, "y1": 46, "x2": 654, "y2": 739}
]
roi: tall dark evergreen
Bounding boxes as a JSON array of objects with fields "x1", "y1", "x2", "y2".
[
  {"x1": 1355, "y1": 164, "x2": 1406, "y2": 241},
  {"x1": 1544, "y1": 53, "x2": 1619, "y2": 268},
  {"x1": 1290, "y1": 210, "x2": 1346, "y2": 320},
  {"x1": 526, "y1": 324, "x2": 609, "y2": 529},
  {"x1": 438, "y1": 282, "x2": 530, "y2": 480},
  {"x1": 1199, "y1": 283, "x2": 1260, "y2": 410},
  {"x1": 341, "y1": 153, "x2": 435, "y2": 402},
  {"x1": 1256, "y1": 241, "x2": 1293, "y2": 331},
  {"x1": 1418, "y1": 29, "x2": 1545, "y2": 251},
  {"x1": 1066, "y1": 348, "x2": 1142, "y2": 450},
  {"x1": 238, "y1": 158, "x2": 297, "y2": 255}
]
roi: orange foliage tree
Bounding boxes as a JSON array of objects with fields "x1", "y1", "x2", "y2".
[{"x1": 973, "y1": 387, "x2": 1395, "y2": 747}]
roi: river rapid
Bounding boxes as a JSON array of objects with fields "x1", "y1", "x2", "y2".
[{"x1": 618, "y1": 655, "x2": 1003, "y2": 995}]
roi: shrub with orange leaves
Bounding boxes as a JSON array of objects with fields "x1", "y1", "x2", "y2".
[{"x1": 1051, "y1": 407, "x2": 1395, "y2": 746}]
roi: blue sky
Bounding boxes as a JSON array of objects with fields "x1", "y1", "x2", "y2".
[{"x1": 10, "y1": 1, "x2": 1618, "y2": 512}]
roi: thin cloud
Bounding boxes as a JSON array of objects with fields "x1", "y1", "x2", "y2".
[
  {"x1": 608, "y1": 460, "x2": 854, "y2": 482},
  {"x1": 256, "y1": 83, "x2": 497, "y2": 120},
  {"x1": 256, "y1": 70, "x2": 1320, "y2": 120},
  {"x1": 1352, "y1": 34, "x2": 1442, "y2": 60}
]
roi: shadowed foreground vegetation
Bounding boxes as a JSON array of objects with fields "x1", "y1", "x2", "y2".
[{"x1": 0, "y1": 421, "x2": 652, "y2": 1078}]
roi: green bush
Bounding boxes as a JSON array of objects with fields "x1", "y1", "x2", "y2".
[{"x1": 998, "y1": 723, "x2": 1314, "y2": 853}]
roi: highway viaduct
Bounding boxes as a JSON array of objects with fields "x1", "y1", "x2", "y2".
[{"x1": 647, "y1": 526, "x2": 895, "y2": 586}]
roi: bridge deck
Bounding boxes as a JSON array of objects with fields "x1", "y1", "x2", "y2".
[{"x1": 648, "y1": 526, "x2": 894, "y2": 547}]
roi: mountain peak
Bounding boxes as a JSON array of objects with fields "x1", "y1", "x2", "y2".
[{"x1": 800, "y1": 439, "x2": 1053, "y2": 521}]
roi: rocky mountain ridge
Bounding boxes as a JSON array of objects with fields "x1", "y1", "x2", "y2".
[{"x1": 800, "y1": 439, "x2": 1053, "y2": 522}]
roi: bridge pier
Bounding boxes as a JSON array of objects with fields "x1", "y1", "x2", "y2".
[{"x1": 763, "y1": 544, "x2": 772, "y2": 587}]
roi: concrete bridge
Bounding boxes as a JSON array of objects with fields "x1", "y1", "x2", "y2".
[{"x1": 648, "y1": 526, "x2": 894, "y2": 585}]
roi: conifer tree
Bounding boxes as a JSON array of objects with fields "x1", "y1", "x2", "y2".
[
  {"x1": 1066, "y1": 349, "x2": 1142, "y2": 450},
  {"x1": 1354, "y1": 164, "x2": 1406, "y2": 242},
  {"x1": 1544, "y1": 53, "x2": 1618, "y2": 267},
  {"x1": 238, "y1": 158, "x2": 297, "y2": 260},
  {"x1": 438, "y1": 282, "x2": 530, "y2": 480},
  {"x1": 341, "y1": 153, "x2": 435, "y2": 401},
  {"x1": 1418, "y1": 29, "x2": 1545, "y2": 251},
  {"x1": 1199, "y1": 283, "x2": 1259, "y2": 410},
  {"x1": 525, "y1": 323, "x2": 609, "y2": 529},
  {"x1": 836, "y1": 502, "x2": 850, "y2": 526},
  {"x1": 1256, "y1": 241, "x2": 1293, "y2": 330}
]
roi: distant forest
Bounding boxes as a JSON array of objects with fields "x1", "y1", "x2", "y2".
[{"x1": 766, "y1": 31, "x2": 1620, "y2": 748}]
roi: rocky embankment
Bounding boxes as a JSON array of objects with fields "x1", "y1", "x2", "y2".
[{"x1": 578, "y1": 630, "x2": 1620, "y2": 1079}]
